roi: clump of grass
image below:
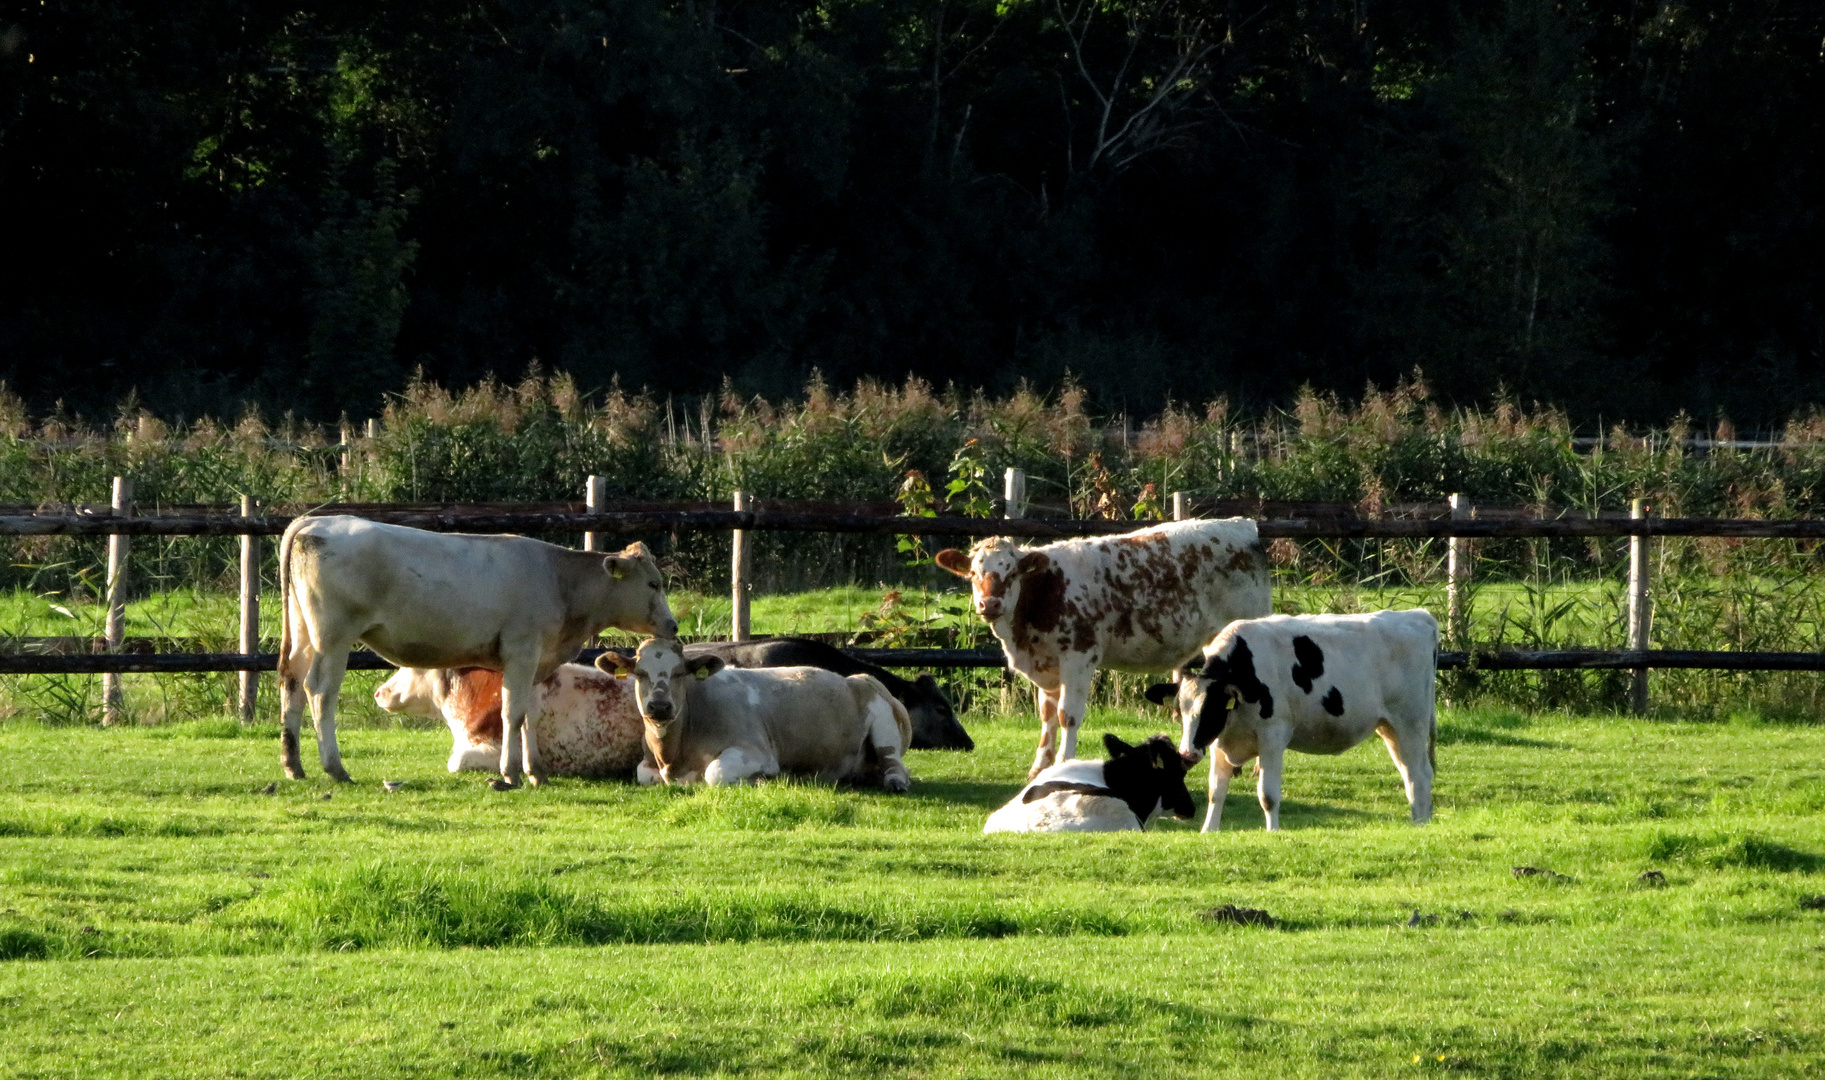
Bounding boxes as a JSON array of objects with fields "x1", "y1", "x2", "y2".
[{"x1": 1644, "y1": 830, "x2": 1824, "y2": 873}]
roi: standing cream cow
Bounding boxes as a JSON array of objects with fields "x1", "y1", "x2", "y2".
[{"x1": 277, "y1": 515, "x2": 675, "y2": 787}]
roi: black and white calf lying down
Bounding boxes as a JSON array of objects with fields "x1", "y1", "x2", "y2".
[
  {"x1": 983, "y1": 734, "x2": 1195, "y2": 833},
  {"x1": 1146, "y1": 610, "x2": 1439, "y2": 831},
  {"x1": 598, "y1": 638, "x2": 913, "y2": 791}
]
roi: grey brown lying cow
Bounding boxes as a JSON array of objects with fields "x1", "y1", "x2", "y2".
[
  {"x1": 983, "y1": 734, "x2": 1195, "y2": 833},
  {"x1": 682, "y1": 637, "x2": 973, "y2": 750},
  {"x1": 1146, "y1": 610, "x2": 1438, "y2": 831},
  {"x1": 373, "y1": 664, "x2": 644, "y2": 777},
  {"x1": 598, "y1": 638, "x2": 913, "y2": 790}
]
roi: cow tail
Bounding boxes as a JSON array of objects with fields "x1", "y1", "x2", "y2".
[{"x1": 275, "y1": 517, "x2": 303, "y2": 683}]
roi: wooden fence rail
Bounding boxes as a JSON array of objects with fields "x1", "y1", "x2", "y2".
[
  {"x1": 9, "y1": 647, "x2": 1825, "y2": 676},
  {"x1": 9, "y1": 507, "x2": 1825, "y2": 539}
]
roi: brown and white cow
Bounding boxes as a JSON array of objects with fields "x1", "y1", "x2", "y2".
[
  {"x1": 277, "y1": 515, "x2": 675, "y2": 788},
  {"x1": 936, "y1": 519, "x2": 1269, "y2": 779},
  {"x1": 597, "y1": 638, "x2": 912, "y2": 791},
  {"x1": 374, "y1": 663, "x2": 646, "y2": 778}
]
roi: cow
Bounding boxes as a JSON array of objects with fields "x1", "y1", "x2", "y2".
[
  {"x1": 595, "y1": 638, "x2": 912, "y2": 791},
  {"x1": 935, "y1": 519, "x2": 1270, "y2": 780},
  {"x1": 276, "y1": 515, "x2": 676, "y2": 788},
  {"x1": 682, "y1": 637, "x2": 974, "y2": 750},
  {"x1": 983, "y1": 734, "x2": 1196, "y2": 833},
  {"x1": 1144, "y1": 609, "x2": 1438, "y2": 831},
  {"x1": 374, "y1": 664, "x2": 645, "y2": 777}
]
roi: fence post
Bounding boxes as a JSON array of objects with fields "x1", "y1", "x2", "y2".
[
  {"x1": 339, "y1": 421, "x2": 353, "y2": 476},
  {"x1": 238, "y1": 495, "x2": 260, "y2": 723},
  {"x1": 1004, "y1": 468, "x2": 1026, "y2": 520},
  {"x1": 102, "y1": 476, "x2": 132, "y2": 726},
  {"x1": 1171, "y1": 491, "x2": 1187, "y2": 521},
  {"x1": 1447, "y1": 494, "x2": 1471, "y2": 647},
  {"x1": 583, "y1": 475, "x2": 607, "y2": 552},
  {"x1": 1629, "y1": 498, "x2": 1652, "y2": 712},
  {"x1": 731, "y1": 490, "x2": 751, "y2": 641}
]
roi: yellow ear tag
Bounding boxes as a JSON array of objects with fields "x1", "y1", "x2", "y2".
[
  {"x1": 1227, "y1": 696, "x2": 1239, "y2": 711},
  {"x1": 609, "y1": 562, "x2": 627, "y2": 580},
  {"x1": 614, "y1": 670, "x2": 628, "y2": 680},
  {"x1": 694, "y1": 668, "x2": 710, "y2": 680}
]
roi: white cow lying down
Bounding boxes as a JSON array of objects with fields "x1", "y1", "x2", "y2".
[
  {"x1": 374, "y1": 664, "x2": 645, "y2": 777},
  {"x1": 984, "y1": 734, "x2": 1196, "y2": 833},
  {"x1": 1146, "y1": 609, "x2": 1438, "y2": 831},
  {"x1": 597, "y1": 638, "x2": 912, "y2": 790}
]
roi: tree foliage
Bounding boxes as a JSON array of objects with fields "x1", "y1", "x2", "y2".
[{"x1": 2, "y1": 0, "x2": 1821, "y2": 423}]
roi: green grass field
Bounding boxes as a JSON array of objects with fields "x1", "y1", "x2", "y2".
[{"x1": 1, "y1": 705, "x2": 1822, "y2": 1076}]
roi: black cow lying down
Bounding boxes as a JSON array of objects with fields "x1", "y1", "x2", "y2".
[{"x1": 682, "y1": 637, "x2": 974, "y2": 750}]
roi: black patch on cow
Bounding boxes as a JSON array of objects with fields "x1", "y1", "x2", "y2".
[
  {"x1": 1290, "y1": 635, "x2": 1325, "y2": 694},
  {"x1": 1321, "y1": 686, "x2": 1345, "y2": 716},
  {"x1": 1099, "y1": 733, "x2": 1196, "y2": 825},
  {"x1": 1024, "y1": 780, "x2": 1117, "y2": 803},
  {"x1": 1191, "y1": 680, "x2": 1228, "y2": 750},
  {"x1": 1225, "y1": 637, "x2": 1274, "y2": 719},
  {"x1": 1143, "y1": 682, "x2": 1177, "y2": 706}
]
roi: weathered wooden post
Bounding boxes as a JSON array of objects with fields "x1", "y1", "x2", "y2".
[
  {"x1": 365, "y1": 417, "x2": 378, "y2": 440},
  {"x1": 102, "y1": 476, "x2": 132, "y2": 726},
  {"x1": 731, "y1": 490, "x2": 751, "y2": 641},
  {"x1": 339, "y1": 421, "x2": 353, "y2": 476},
  {"x1": 1447, "y1": 494, "x2": 1471, "y2": 648},
  {"x1": 583, "y1": 475, "x2": 607, "y2": 553},
  {"x1": 1171, "y1": 491, "x2": 1187, "y2": 522},
  {"x1": 238, "y1": 495, "x2": 260, "y2": 723},
  {"x1": 1004, "y1": 468, "x2": 1026, "y2": 520},
  {"x1": 1629, "y1": 498, "x2": 1652, "y2": 712}
]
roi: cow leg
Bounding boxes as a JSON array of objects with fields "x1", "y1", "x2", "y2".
[
  {"x1": 1028, "y1": 687, "x2": 1062, "y2": 781},
  {"x1": 703, "y1": 746, "x2": 778, "y2": 785},
  {"x1": 863, "y1": 695, "x2": 912, "y2": 793},
  {"x1": 279, "y1": 652, "x2": 312, "y2": 780},
  {"x1": 1377, "y1": 719, "x2": 1434, "y2": 824},
  {"x1": 305, "y1": 649, "x2": 353, "y2": 783},
  {"x1": 493, "y1": 656, "x2": 542, "y2": 790},
  {"x1": 1054, "y1": 672, "x2": 1092, "y2": 764},
  {"x1": 1202, "y1": 755, "x2": 1236, "y2": 833},
  {"x1": 635, "y1": 747, "x2": 663, "y2": 786},
  {"x1": 1256, "y1": 739, "x2": 1286, "y2": 830}
]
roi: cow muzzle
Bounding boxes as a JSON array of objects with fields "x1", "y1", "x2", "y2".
[
  {"x1": 976, "y1": 597, "x2": 1003, "y2": 619},
  {"x1": 643, "y1": 699, "x2": 675, "y2": 722},
  {"x1": 1179, "y1": 749, "x2": 1204, "y2": 768}
]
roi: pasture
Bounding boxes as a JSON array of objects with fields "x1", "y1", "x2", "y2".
[{"x1": 2, "y1": 704, "x2": 1822, "y2": 1077}]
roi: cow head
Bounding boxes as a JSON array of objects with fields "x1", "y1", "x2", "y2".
[
  {"x1": 1144, "y1": 651, "x2": 1231, "y2": 765},
  {"x1": 934, "y1": 538, "x2": 1051, "y2": 622},
  {"x1": 1100, "y1": 733, "x2": 1197, "y2": 824},
  {"x1": 595, "y1": 637, "x2": 722, "y2": 726},
  {"x1": 602, "y1": 541, "x2": 680, "y2": 639},
  {"x1": 374, "y1": 668, "x2": 453, "y2": 717}
]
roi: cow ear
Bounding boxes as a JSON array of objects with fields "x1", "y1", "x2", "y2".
[
  {"x1": 1103, "y1": 732, "x2": 1135, "y2": 757},
  {"x1": 933, "y1": 549, "x2": 972, "y2": 576},
  {"x1": 594, "y1": 650, "x2": 635, "y2": 678},
  {"x1": 1181, "y1": 654, "x2": 1206, "y2": 676},
  {"x1": 916, "y1": 673, "x2": 938, "y2": 689},
  {"x1": 1015, "y1": 551, "x2": 1051, "y2": 576},
  {"x1": 688, "y1": 655, "x2": 725, "y2": 680},
  {"x1": 602, "y1": 554, "x2": 630, "y2": 580},
  {"x1": 1143, "y1": 683, "x2": 1177, "y2": 707}
]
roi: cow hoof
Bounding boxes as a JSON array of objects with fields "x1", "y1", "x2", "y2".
[
  {"x1": 884, "y1": 774, "x2": 911, "y2": 794},
  {"x1": 526, "y1": 773, "x2": 546, "y2": 789},
  {"x1": 326, "y1": 768, "x2": 353, "y2": 784},
  {"x1": 282, "y1": 765, "x2": 307, "y2": 780},
  {"x1": 489, "y1": 777, "x2": 520, "y2": 791}
]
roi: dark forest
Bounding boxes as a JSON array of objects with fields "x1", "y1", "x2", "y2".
[{"x1": 2, "y1": 0, "x2": 1822, "y2": 424}]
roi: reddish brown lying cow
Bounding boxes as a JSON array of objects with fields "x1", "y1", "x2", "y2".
[
  {"x1": 374, "y1": 664, "x2": 646, "y2": 777},
  {"x1": 936, "y1": 519, "x2": 1269, "y2": 779}
]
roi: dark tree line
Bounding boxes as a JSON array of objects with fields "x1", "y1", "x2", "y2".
[{"x1": 2, "y1": 0, "x2": 1822, "y2": 424}]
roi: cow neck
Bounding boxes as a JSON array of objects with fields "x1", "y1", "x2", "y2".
[{"x1": 644, "y1": 686, "x2": 691, "y2": 775}]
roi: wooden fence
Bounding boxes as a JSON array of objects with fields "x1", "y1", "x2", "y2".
[{"x1": 9, "y1": 474, "x2": 1825, "y2": 720}]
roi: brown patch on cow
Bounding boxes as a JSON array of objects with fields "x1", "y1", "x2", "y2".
[
  {"x1": 1225, "y1": 547, "x2": 1256, "y2": 573},
  {"x1": 1072, "y1": 620, "x2": 1098, "y2": 654},
  {"x1": 1013, "y1": 566, "x2": 1067, "y2": 635},
  {"x1": 450, "y1": 669, "x2": 506, "y2": 744}
]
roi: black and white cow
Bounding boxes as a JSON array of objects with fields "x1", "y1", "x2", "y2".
[
  {"x1": 982, "y1": 734, "x2": 1196, "y2": 833},
  {"x1": 1145, "y1": 610, "x2": 1438, "y2": 830},
  {"x1": 683, "y1": 638, "x2": 974, "y2": 750}
]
